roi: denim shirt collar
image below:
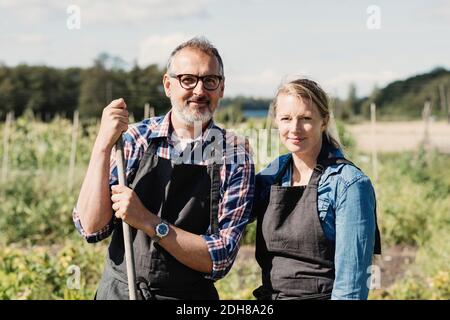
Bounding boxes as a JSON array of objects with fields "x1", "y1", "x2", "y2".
[{"x1": 258, "y1": 147, "x2": 345, "y2": 187}]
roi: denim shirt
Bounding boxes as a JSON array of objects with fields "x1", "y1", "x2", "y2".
[{"x1": 254, "y1": 149, "x2": 376, "y2": 300}]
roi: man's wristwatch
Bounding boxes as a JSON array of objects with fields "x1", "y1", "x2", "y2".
[{"x1": 151, "y1": 220, "x2": 170, "y2": 243}]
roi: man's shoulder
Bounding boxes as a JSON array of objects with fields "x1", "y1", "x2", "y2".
[
  {"x1": 221, "y1": 129, "x2": 254, "y2": 166},
  {"x1": 123, "y1": 116, "x2": 165, "y2": 144},
  {"x1": 130, "y1": 116, "x2": 165, "y2": 134}
]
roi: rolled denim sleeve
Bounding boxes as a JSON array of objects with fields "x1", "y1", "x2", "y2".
[{"x1": 332, "y1": 175, "x2": 376, "y2": 300}]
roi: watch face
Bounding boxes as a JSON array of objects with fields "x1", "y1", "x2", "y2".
[{"x1": 156, "y1": 223, "x2": 169, "y2": 237}]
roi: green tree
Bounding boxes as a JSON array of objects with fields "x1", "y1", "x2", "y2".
[{"x1": 342, "y1": 83, "x2": 357, "y2": 119}]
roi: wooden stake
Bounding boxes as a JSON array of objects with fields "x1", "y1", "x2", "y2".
[
  {"x1": 144, "y1": 103, "x2": 149, "y2": 119},
  {"x1": 447, "y1": 90, "x2": 450, "y2": 124},
  {"x1": 149, "y1": 106, "x2": 155, "y2": 118},
  {"x1": 422, "y1": 100, "x2": 432, "y2": 149},
  {"x1": 328, "y1": 98, "x2": 342, "y2": 146},
  {"x1": 1, "y1": 112, "x2": 13, "y2": 182},
  {"x1": 370, "y1": 103, "x2": 378, "y2": 183},
  {"x1": 144, "y1": 103, "x2": 155, "y2": 119},
  {"x1": 68, "y1": 110, "x2": 79, "y2": 191},
  {"x1": 439, "y1": 84, "x2": 446, "y2": 117}
]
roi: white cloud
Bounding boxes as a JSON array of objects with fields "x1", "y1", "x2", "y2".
[
  {"x1": 137, "y1": 33, "x2": 195, "y2": 67},
  {"x1": 79, "y1": 0, "x2": 210, "y2": 24},
  {"x1": 0, "y1": 0, "x2": 57, "y2": 23},
  {"x1": 227, "y1": 69, "x2": 317, "y2": 98},
  {"x1": 16, "y1": 33, "x2": 49, "y2": 45},
  {"x1": 0, "y1": 0, "x2": 210, "y2": 24},
  {"x1": 324, "y1": 70, "x2": 399, "y2": 98},
  {"x1": 425, "y1": 1, "x2": 450, "y2": 22},
  {"x1": 226, "y1": 69, "x2": 282, "y2": 98},
  {"x1": 234, "y1": 69, "x2": 281, "y2": 86}
]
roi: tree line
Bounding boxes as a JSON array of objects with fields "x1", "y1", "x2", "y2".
[
  {"x1": 0, "y1": 54, "x2": 171, "y2": 120},
  {"x1": 1, "y1": 55, "x2": 448, "y2": 122}
]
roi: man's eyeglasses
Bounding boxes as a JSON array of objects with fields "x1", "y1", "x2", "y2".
[{"x1": 169, "y1": 74, "x2": 223, "y2": 91}]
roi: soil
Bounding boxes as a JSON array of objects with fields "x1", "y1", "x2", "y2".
[{"x1": 374, "y1": 245, "x2": 417, "y2": 288}]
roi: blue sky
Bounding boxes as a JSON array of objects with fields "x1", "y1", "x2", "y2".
[{"x1": 1, "y1": 0, "x2": 449, "y2": 99}]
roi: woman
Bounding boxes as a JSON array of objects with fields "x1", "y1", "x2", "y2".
[{"x1": 252, "y1": 79, "x2": 381, "y2": 300}]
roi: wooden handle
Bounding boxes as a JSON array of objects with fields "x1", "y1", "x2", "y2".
[{"x1": 115, "y1": 136, "x2": 137, "y2": 300}]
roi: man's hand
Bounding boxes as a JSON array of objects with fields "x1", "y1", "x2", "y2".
[
  {"x1": 111, "y1": 185, "x2": 154, "y2": 231},
  {"x1": 96, "y1": 98, "x2": 129, "y2": 151}
]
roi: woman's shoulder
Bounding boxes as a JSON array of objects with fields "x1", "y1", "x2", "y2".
[
  {"x1": 322, "y1": 148, "x2": 371, "y2": 182},
  {"x1": 323, "y1": 160, "x2": 373, "y2": 194}
]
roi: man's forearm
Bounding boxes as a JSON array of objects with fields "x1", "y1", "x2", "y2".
[
  {"x1": 141, "y1": 216, "x2": 213, "y2": 274},
  {"x1": 77, "y1": 142, "x2": 114, "y2": 234}
]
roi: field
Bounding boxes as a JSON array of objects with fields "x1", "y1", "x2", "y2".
[
  {"x1": 0, "y1": 115, "x2": 449, "y2": 300},
  {"x1": 348, "y1": 121, "x2": 450, "y2": 153}
]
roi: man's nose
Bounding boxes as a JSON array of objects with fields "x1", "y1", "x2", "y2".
[{"x1": 193, "y1": 79, "x2": 207, "y2": 95}]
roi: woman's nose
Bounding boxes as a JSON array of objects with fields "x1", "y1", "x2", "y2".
[{"x1": 290, "y1": 118, "x2": 303, "y2": 132}]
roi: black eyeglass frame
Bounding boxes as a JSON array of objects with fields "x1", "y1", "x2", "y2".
[{"x1": 169, "y1": 73, "x2": 224, "y2": 91}]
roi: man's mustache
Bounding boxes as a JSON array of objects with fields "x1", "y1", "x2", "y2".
[{"x1": 187, "y1": 97, "x2": 210, "y2": 103}]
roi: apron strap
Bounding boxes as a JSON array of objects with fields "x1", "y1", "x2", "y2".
[{"x1": 209, "y1": 164, "x2": 221, "y2": 235}]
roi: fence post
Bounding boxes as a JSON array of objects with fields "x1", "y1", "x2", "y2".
[
  {"x1": 1, "y1": 112, "x2": 13, "y2": 182},
  {"x1": 370, "y1": 103, "x2": 378, "y2": 183},
  {"x1": 144, "y1": 103, "x2": 155, "y2": 120},
  {"x1": 447, "y1": 90, "x2": 450, "y2": 124},
  {"x1": 328, "y1": 99, "x2": 341, "y2": 146},
  {"x1": 68, "y1": 110, "x2": 79, "y2": 191},
  {"x1": 439, "y1": 84, "x2": 446, "y2": 117},
  {"x1": 422, "y1": 100, "x2": 432, "y2": 149},
  {"x1": 149, "y1": 106, "x2": 155, "y2": 118},
  {"x1": 144, "y1": 103, "x2": 149, "y2": 119}
]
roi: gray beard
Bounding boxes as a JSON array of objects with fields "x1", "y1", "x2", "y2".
[{"x1": 172, "y1": 100, "x2": 215, "y2": 125}]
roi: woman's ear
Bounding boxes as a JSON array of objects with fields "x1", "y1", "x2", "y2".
[{"x1": 321, "y1": 115, "x2": 330, "y2": 132}]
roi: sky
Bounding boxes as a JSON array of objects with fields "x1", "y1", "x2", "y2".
[{"x1": 0, "y1": 0, "x2": 449, "y2": 99}]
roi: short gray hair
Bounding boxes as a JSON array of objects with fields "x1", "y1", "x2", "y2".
[{"x1": 166, "y1": 36, "x2": 224, "y2": 76}]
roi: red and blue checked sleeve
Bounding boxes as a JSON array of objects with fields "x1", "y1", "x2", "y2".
[{"x1": 202, "y1": 158, "x2": 255, "y2": 281}]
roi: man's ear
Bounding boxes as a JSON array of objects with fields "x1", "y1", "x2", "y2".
[
  {"x1": 163, "y1": 74, "x2": 171, "y2": 98},
  {"x1": 219, "y1": 78, "x2": 225, "y2": 98}
]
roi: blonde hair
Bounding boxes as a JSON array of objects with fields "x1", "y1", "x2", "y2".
[{"x1": 270, "y1": 78, "x2": 340, "y2": 149}]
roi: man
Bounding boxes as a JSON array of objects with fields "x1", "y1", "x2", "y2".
[{"x1": 73, "y1": 37, "x2": 255, "y2": 300}]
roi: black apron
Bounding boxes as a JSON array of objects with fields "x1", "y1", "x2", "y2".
[
  {"x1": 254, "y1": 148, "x2": 381, "y2": 300},
  {"x1": 95, "y1": 138, "x2": 221, "y2": 300}
]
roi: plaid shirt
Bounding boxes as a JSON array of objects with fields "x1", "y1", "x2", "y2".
[{"x1": 73, "y1": 111, "x2": 255, "y2": 280}]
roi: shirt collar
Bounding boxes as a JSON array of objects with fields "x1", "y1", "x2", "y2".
[
  {"x1": 148, "y1": 111, "x2": 171, "y2": 139},
  {"x1": 149, "y1": 109, "x2": 218, "y2": 143},
  {"x1": 285, "y1": 147, "x2": 346, "y2": 184}
]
